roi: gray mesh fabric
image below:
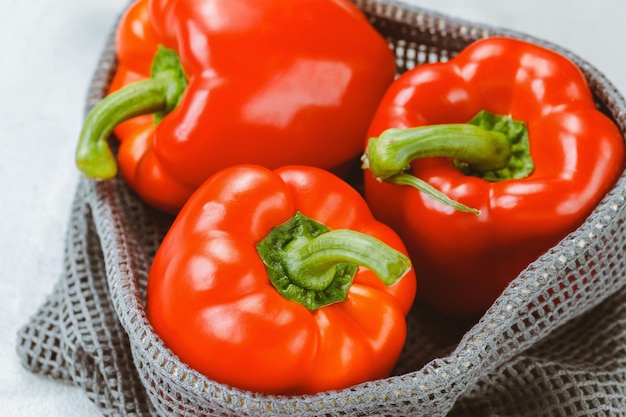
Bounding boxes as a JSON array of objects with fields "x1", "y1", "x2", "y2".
[{"x1": 16, "y1": 1, "x2": 626, "y2": 416}]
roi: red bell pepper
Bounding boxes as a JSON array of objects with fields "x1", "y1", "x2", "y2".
[
  {"x1": 362, "y1": 37, "x2": 625, "y2": 316},
  {"x1": 75, "y1": 0, "x2": 396, "y2": 214},
  {"x1": 146, "y1": 165, "x2": 416, "y2": 395}
]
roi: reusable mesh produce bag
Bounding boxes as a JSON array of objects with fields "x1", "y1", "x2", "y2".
[{"x1": 16, "y1": 1, "x2": 626, "y2": 416}]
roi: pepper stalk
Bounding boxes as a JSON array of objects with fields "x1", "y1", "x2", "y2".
[
  {"x1": 361, "y1": 110, "x2": 534, "y2": 214},
  {"x1": 256, "y1": 212, "x2": 411, "y2": 310},
  {"x1": 75, "y1": 46, "x2": 187, "y2": 179}
]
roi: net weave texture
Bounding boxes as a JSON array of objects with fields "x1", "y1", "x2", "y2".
[{"x1": 16, "y1": 1, "x2": 626, "y2": 416}]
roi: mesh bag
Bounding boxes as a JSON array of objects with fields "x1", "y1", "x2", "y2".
[{"x1": 16, "y1": 1, "x2": 626, "y2": 416}]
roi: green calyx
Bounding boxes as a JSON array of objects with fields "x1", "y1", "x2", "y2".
[
  {"x1": 362, "y1": 110, "x2": 534, "y2": 214},
  {"x1": 75, "y1": 45, "x2": 187, "y2": 179},
  {"x1": 256, "y1": 212, "x2": 411, "y2": 311},
  {"x1": 457, "y1": 110, "x2": 533, "y2": 181}
]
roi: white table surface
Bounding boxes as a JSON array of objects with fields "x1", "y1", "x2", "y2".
[{"x1": 2, "y1": 0, "x2": 626, "y2": 416}]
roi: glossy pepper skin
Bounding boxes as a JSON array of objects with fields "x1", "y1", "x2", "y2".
[
  {"x1": 146, "y1": 165, "x2": 417, "y2": 395},
  {"x1": 362, "y1": 37, "x2": 625, "y2": 316},
  {"x1": 76, "y1": 0, "x2": 396, "y2": 214}
]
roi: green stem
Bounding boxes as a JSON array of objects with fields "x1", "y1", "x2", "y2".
[
  {"x1": 256, "y1": 212, "x2": 411, "y2": 311},
  {"x1": 363, "y1": 123, "x2": 512, "y2": 180},
  {"x1": 387, "y1": 173, "x2": 480, "y2": 214},
  {"x1": 362, "y1": 110, "x2": 533, "y2": 214},
  {"x1": 75, "y1": 46, "x2": 186, "y2": 179},
  {"x1": 75, "y1": 79, "x2": 168, "y2": 178},
  {"x1": 284, "y1": 229, "x2": 410, "y2": 287}
]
